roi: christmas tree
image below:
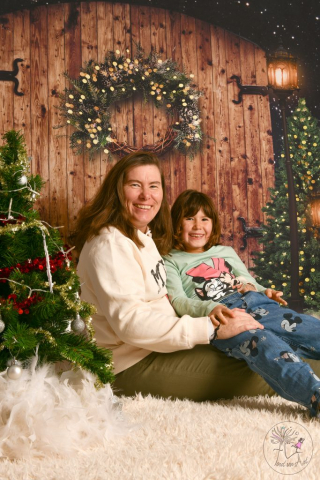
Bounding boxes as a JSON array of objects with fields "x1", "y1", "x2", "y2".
[
  {"x1": 0, "y1": 130, "x2": 114, "y2": 384},
  {"x1": 252, "y1": 99, "x2": 320, "y2": 311}
]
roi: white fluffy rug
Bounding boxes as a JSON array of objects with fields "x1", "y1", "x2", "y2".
[
  {"x1": 1, "y1": 389, "x2": 320, "y2": 479},
  {"x1": 0, "y1": 360, "x2": 130, "y2": 460}
]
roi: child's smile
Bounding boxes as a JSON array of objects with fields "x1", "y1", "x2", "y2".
[{"x1": 181, "y1": 208, "x2": 213, "y2": 253}]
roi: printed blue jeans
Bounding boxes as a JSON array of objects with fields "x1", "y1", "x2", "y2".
[{"x1": 211, "y1": 291, "x2": 320, "y2": 416}]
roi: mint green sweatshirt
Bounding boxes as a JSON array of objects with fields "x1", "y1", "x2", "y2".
[{"x1": 163, "y1": 245, "x2": 266, "y2": 318}]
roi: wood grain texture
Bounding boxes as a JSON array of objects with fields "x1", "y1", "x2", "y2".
[
  {"x1": 106, "y1": 2, "x2": 131, "y2": 179},
  {"x1": 65, "y1": 2, "x2": 84, "y2": 234},
  {"x1": 80, "y1": 2, "x2": 102, "y2": 208},
  {"x1": 225, "y1": 32, "x2": 248, "y2": 265},
  {"x1": 166, "y1": 9, "x2": 186, "y2": 204},
  {"x1": 0, "y1": 2, "x2": 274, "y2": 266},
  {"x1": 0, "y1": 13, "x2": 14, "y2": 136},
  {"x1": 151, "y1": 7, "x2": 171, "y2": 204},
  {"x1": 195, "y1": 18, "x2": 215, "y2": 199},
  {"x1": 240, "y1": 38, "x2": 263, "y2": 266},
  {"x1": 254, "y1": 44, "x2": 275, "y2": 205},
  {"x1": 211, "y1": 25, "x2": 233, "y2": 246},
  {"x1": 30, "y1": 6, "x2": 49, "y2": 221},
  {"x1": 181, "y1": 14, "x2": 201, "y2": 192},
  {"x1": 13, "y1": 10, "x2": 31, "y2": 153},
  {"x1": 47, "y1": 5, "x2": 68, "y2": 232}
]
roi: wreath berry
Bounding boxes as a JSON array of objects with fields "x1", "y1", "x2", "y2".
[{"x1": 58, "y1": 46, "x2": 203, "y2": 158}]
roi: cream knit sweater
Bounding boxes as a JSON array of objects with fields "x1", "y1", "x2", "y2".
[{"x1": 77, "y1": 226, "x2": 209, "y2": 374}]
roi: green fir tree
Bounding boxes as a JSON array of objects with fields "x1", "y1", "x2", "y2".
[
  {"x1": 0, "y1": 130, "x2": 114, "y2": 383},
  {"x1": 252, "y1": 99, "x2": 320, "y2": 311}
]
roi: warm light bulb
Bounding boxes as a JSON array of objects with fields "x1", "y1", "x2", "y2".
[{"x1": 275, "y1": 66, "x2": 289, "y2": 87}]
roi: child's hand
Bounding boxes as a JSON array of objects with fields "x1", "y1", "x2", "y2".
[
  {"x1": 234, "y1": 283, "x2": 256, "y2": 294},
  {"x1": 265, "y1": 288, "x2": 288, "y2": 306},
  {"x1": 209, "y1": 305, "x2": 241, "y2": 326}
]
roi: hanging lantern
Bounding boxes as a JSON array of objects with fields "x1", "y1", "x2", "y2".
[
  {"x1": 310, "y1": 193, "x2": 320, "y2": 229},
  {"x1": 267, "y1": 41, "x2": 298, "y2": 96}
]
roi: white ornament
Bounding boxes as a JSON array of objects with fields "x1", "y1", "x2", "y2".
[
  {"x1": 7, "y1": 363, "x2": 22, "y2": 380},
  {"x1": 0, "y1": 316, "x2": 5, "y2": 334},
  {"x1": 17, "y1": 174, "x2": 28, "y2": 186},
  {"x1": 71, "y1": 314, "x2": 86, "y2": 333}
]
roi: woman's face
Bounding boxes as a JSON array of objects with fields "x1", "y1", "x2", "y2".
[{"x1": 123, "y1": 164, "x2": 163, "y2": 233}]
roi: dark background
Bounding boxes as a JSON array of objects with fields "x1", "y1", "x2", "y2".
[{"x1": 1, "y1": 0, "x2": 319, "y2": 158}]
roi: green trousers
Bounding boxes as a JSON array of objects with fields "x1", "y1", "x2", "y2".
[{"x1": 113, "y1": 345, "x2": 320, "y2": 401}]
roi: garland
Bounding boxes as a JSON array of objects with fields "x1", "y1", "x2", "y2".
[
  {"x1": 0, "y1": 214, "x2": 25, "y2": 226},
  {"x1": 0, "y1": 251, "x2": 71, "y2": 282},
  {"x1": 58, "y1": 46, "x2": 203, "y2": 158},
  {"x1": 6, "y1": 292, "x2": 42, "y2": 315}
]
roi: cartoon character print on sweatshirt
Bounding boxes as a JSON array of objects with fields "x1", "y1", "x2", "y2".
[
  {"x1": 281, "y1": 313, "x2": 303, "y2": 332},
  {"x1": 186, "y1": 258, "x2": 241, "y2": 302}
]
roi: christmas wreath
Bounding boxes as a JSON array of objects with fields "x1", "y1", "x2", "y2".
[{"x1": 58, "y1": 46, "x2": 203, "y2": 158}]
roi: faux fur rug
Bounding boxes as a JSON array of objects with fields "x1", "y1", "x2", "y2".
[
  {"x1": 1, "y1": 391, "x2": 320, "y2": 480},
  {"x1": 0, "y1": 360, "x2": 130, "y2": 460}
]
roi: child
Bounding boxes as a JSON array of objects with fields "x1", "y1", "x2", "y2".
[{"x1": 163, "y1": 190, "x2": 320, "y2": 417}]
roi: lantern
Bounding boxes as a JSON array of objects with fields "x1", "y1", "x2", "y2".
[
  {"x1": 267, "y1": 42, "x2": 298, "y2": 96},
  {"x1": 311, "y1": 194, "x2": 320, "y2": 229}
]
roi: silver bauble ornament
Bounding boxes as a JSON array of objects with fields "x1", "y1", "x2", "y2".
[
  {"x1": 0, "y1": 318, "x2": 5, "y2": 333},
  {"x1": 7, "y1": 363, "x2": 22, "y2": 380},
  {"x1": 71, "y1": 313, "x2": 86, "y2": 333}
]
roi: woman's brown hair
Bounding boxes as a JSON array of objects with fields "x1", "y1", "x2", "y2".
[
  {"x1": 72, "y1": 151, "x2": 172, "y2": 255},
  {"x1": 171, "y1": 190, "x2": 221, "y2": 251}
]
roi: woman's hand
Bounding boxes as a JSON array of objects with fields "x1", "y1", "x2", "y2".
[
  {"x1": 215, "y1": 309, "x2": 264, "y2": 340},
  {"x1": 264, "y1": 288, "x2": 288, "y2": 306}
]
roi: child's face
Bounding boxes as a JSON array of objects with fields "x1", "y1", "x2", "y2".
[{"x1": 180, "y1": 208, "x2": 213, "y2": 253}]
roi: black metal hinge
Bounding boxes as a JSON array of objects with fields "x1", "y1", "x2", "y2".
[
  {"x1": 238, "y1": 216, "x2": 264, "y2": 250},
  {"x1": 231, "y1": 75, "x2": 268, "y2": 105},
  {"x1": 0, "y1": 58, "x2": 24, "y2": 96}
]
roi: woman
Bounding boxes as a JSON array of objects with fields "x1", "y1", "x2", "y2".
[{"x1": 75, "y1": 151, "x2": 272, "y2": 400}]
